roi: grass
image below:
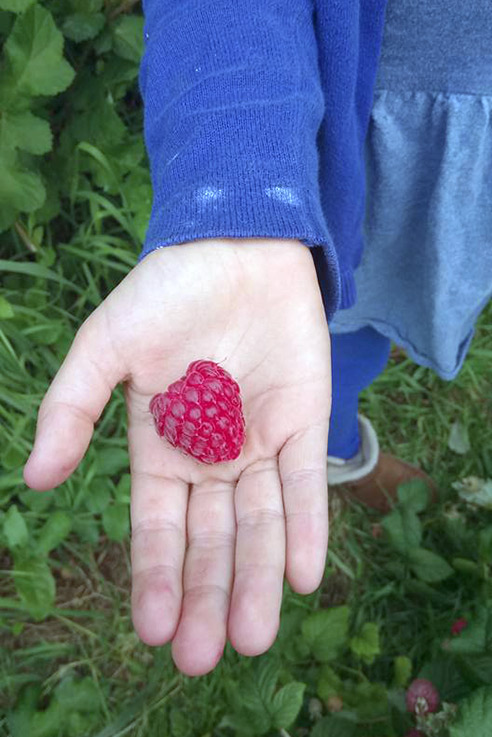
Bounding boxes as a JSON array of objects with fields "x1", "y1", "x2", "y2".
[{"x1": 0, "y1": 194, "x2": 491, "y2": 735}]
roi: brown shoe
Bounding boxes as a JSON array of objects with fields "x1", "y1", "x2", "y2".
[
  {"x1": 339, "y1": 452, "x2": 438, "y2": 513},
  {"x1": 327, "y1": 415, "x2": 438, "y2": 513}
]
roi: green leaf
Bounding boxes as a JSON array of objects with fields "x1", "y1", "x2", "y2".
[
  {"x1": 102, "y1": 503, "x2": 129, "y2": 542},
  {"x1": 69, "y1": 0, "x2": 103, "y2": 12},
  {"x1": 257, "y1": 657, "x2": 280, "y2": 704},
  {"x1": 419, "y1": 657, "x2": 471, "y2": 702},
  {"x1": 0, "y1": 111, "x2": 52, "y2": 154},
  {"x1": 311, "y1": 716, "x2": 357, "y2": 737},
  {"x1": 55, "y1": 676, "x2": 100, "y2": 712},
  {"x1": 450, "y1": 687, "x2": 492, "y2": 737},
  {"x1": 0, "y1": 296, "x2": 15, "y2": 319},
  {"x1": 84, "y1": 481, "x2": 111, "y2": 514},
  {"x1": 36, "y1": 511, "x2": 72, "y2": 555},
  {"x1": 222, "y1": 669, "x2": 273, "y2": 736},
  {"x1": 72, "y1": 516, "x2": 100, "y2": 544},
  {"x1": 115, "y1": 474, "x2": 131, "y2": 503},
  {"x1": 462, "y1": 655, "x2": 492, "y2": 686},
  {"x1": 5, "y1": 5, "x2": 75, "y2": 96},
  {"x1": 112, "y1": 15, "x2": 144, "y2": 63},
  {"x1": 393, "y1": 656, "x2": 412, "y2": 687},
  {"x1": 93, "y1": 447, "x2": 129, "y2": 476},
  {"x1": 396, "y1": 479, "x2": 430, "y2": 512},
  {"x1": 62, "y1": 12, "x2": 105, "y2": 42},
  {"x1": 344, "y1": 681, "x2": 389, "y2": 721},
  {"x1": 0, "y1": 0, "x2": 35, "y2": 11},
  {"x1": 3, "y1": 504, "x2": 29, "y2": 549},
  {"x1": 408, "y1": 547, "x2": 454, "y2": 583},
  {"x1": 0, "y1": 152, "x2": 45, "y2": 214},
  {"x1": 350, "y1": 622, "x2": 380, "y2": 663},
  {"x1": 301, "y1": 606, "x2": 350, "y2": 662},
  {"x1": 271, "y1": 682, "x2": 305, "y2": 729},
  {"x1": 382, "y1": 506, "x2": 422, "y2": 554},
  {"x1": 13, "y1": 553, "x2": 55, "y2": 619},
  {"x1": 448, "y1": 420, "x2": 471, "y2": 455},
  {"x1": 317, "y1": 665, "x2": 342, "y2": 702}
]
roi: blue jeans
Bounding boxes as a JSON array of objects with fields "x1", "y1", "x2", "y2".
[{"x1": 327, "y1": 326, "x2": 391, "y2": 459}]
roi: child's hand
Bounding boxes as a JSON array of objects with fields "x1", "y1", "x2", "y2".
[{"x1": 23, "y1": 238, "x2": 332, "y2": 676}]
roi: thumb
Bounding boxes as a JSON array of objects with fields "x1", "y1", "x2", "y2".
[{"x1": 23, "y1": 308, "x2": 125, "y2": 491}]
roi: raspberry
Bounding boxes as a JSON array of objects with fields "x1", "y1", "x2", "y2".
[
  {"x1": 405, "y1": 679, "x2": 440, "y2": 715},
  {"x1": 451, "y1": 617, "x2": 468, "y2": 636},
  {"x1": 403, "y1": 731, "x2": 424, "y2": 737},
  {"x1": 149, "y1": 360, "x2": 245, "y2": 464}
]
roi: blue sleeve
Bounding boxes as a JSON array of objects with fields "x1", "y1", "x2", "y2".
[{"x1": 138, "y1": 0, "x2": 341, "y2": 319}]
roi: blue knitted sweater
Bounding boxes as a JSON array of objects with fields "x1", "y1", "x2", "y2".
[{"x1": 138, "y1": 1, "x2": 387, "y2": 321}]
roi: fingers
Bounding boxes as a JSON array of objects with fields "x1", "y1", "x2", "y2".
[
  {"x1": 130, "y1": 470, "x2": 188, "y2": 647},
  {"x1": 171, "y1": 478, "x2": 236, "y2": 677},
  {"x1": 23, "y1": 313, "x2": 124, "y2": 491},
  {"x1": 228, "y1": 459, "x2": 285, "y2": 656},
  {"x1": 279, "y1": 423, "x2": 329, "y2": 594}
]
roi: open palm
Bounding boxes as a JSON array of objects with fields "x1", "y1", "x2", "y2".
[{"x1": 23, "y1": 238, "x2": 332, "y2": 676}]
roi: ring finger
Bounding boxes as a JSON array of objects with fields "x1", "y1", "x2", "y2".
[{"x1": 171, "y1": 477, "x2": 236, "y2": 676}]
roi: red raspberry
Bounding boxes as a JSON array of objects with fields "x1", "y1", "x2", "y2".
[
  {"x1": 405, "y1": 679, "x2": 440, "y2": 715},
  {"x1": 149, "y1": 360, "x2": 245, "y2": 464},
  {"x1": 451, "y1": 617, "x2": 468, "y2": 636}
]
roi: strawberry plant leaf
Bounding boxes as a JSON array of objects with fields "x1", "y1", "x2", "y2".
[
  {"x1": 111, "y1": 15, "x2": 144, "y2": 63},
  {"x1": 461, "y1": 654, "x2": 492, "y2": 686},
  {"x1": 62, "y1": 12, "x2": 105, "y2": 42},
  {"x1": 311, "y1": 716, "x2": 357, "y2": 737},
  {"x1": 350, "y1": 622, "x2": 380, "y2": 663},
  {"x1": 36, "y1": 511, "x2": 72, "y2": 556},
  {"x1": 0, "y1": 0, "x2": 34, "y2": 11},
  {"x1": 382, "y1": 506, "x2": 422, "y2": 554},
  {"x1": 317, "y1": 664, "x2": 342, "y2": 701},
  {"x1": 271, "y1": 681, "x2": 306, "y2": 729},
  {"x1": 0, "y1": 110, "x2": 52, "y2": 154},
  {"x1": 301, "y1": 605, "x2": 350, "y2": 662},
  {"x1": 449, "y1": 686, "x2": 492, "y2": 737},
  {"x1": 257, "y1": 657, "x2": 280, "y2": 703},
  {"x1": 344, "y1": 681, "x2": 389, "y2": 721},
  {"x1": 396, "y1": 479, "x2": 430, "y2": 512},
  {"x1": 72, "y1": 517, "x2": 100, "y2": 544},
  {"x1": 5, "y1": 5, "x2": 75, "y2": 96},
  {"x1": 3, "y1": 504, "x2": 29, "y2": 549},
  {"x1": 93, "y1": 447, "x2": 129, "y2": 477},
  {"x1": 102, "y1": 503, "x2": 129, "y2": 542},
  {"x1": 408, "y1": 547, "x2": 454, "y2": 583},
  {"x1": 55, "y1": 676, "x2": 100, "y2": 712},
  {"x1": 419, "y1": 657, "x2": 471, "y2": 702},
  {"x1": 393, "y1": 655, "x2": 412, "y2": 687},
  {"x1": 0, "y1": 151, "x2": 45, "y2": 215},
  {"x1": 13, "y1": 553, "x2": 55, "y2": 619}
]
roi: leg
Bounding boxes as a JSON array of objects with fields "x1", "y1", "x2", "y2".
[
  {"x1": 327, "y1": 326, "x2": 438, "y2": 512},
  {"x1": 328, "y1": 326, "x2": 391, "y2": 459}
]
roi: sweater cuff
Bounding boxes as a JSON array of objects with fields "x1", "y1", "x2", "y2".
[{"x1": 138, "y1": 0, "x2": 341, "y2": 319}]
